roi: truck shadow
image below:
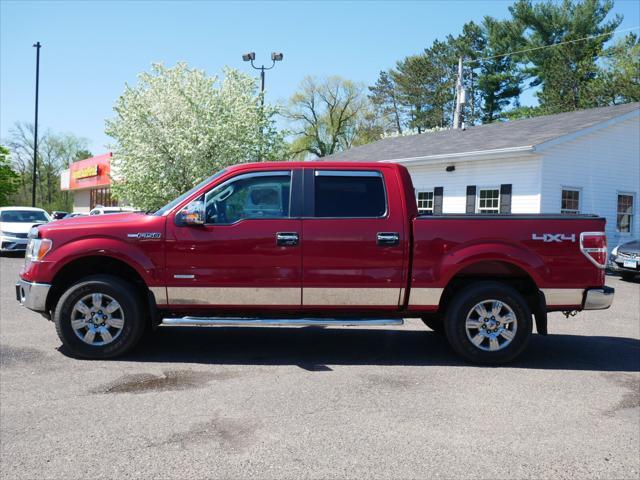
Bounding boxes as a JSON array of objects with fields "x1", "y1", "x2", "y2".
[{"x1": 111, "y1": 327, "x2": 640, "y2": 372}]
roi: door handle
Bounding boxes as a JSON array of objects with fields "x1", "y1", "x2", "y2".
[
  {"x1": 276, "y1": 232, "x2": 299, "y2": 246},
  {"x1": 377, "y1": 232, "x2": 399, "y2": 246}
]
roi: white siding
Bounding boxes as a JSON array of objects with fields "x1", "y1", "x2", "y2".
[
  {"x1": 72, "y1": 190, "x2": 91, "y2": 213},
  {"x1": 407, "y1": 156, "x2": 542, "y2": 214},
  {"x1": 540, "y1": 115, "x2": 640, "y2": 246}
]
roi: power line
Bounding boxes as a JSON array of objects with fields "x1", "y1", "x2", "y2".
[{"x1": 465, "y1": 25, "x2": 639, "y2": 65}]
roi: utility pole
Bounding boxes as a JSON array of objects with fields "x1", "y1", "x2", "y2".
[
  {"x1": 453, "y1": 56, "x2": 464, "y2": 130},
  {"x1": 31, "y1": 41, "x2": 41, "y2": 207}
]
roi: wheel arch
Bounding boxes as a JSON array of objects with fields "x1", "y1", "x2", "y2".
[
  {"x1": 45, "y1": 255, "x2": 157, "y2": 323},
  {"x1": 438, "y1": 259, "x2": 547, "y2": 334}
]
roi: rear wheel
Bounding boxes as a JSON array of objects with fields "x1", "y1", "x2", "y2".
[
  {"x1": 444, "y1": 282, "x2": 532, "y2": 365},
  {"x1": 54, "y1": 275, "x2": 146, "y2": 359},
  {"x1": 621, "y1": 272, "x2": 637, "y2": 281}
]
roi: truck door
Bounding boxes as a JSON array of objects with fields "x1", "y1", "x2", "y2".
[
  {"x1": 301, "y1": 168, "x2": 406, "y2": 311},
  {"x1": 165, "y1": 169, "x2": 303, "y2": 310}
]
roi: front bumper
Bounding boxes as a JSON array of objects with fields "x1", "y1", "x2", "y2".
[
  {"x1": 609, "y1": 258, "x2": 639, "y2": 274},
  {"x1": 1, "y1": 236, "x2": 28, "y2": 252},
  {"x1": 583, "y1": 286, "x2": 615, "y2": 310},
  {"x1": 15, "y1": 279, "x2": 51, "y2": 312}
]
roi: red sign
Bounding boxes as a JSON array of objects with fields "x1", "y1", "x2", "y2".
[{"x1": 68, "y1": 153, "x2": 112, "y2": 190}]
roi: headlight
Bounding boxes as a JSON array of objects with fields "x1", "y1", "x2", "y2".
[
  {"x1": 611, "y1": 245, "x2": 619, "y2": 257},
  {"x1": 25, "y1": 238, "x2": 53, "y2": 262}
]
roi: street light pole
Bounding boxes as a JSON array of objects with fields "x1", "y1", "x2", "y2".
[
  {"x1": 242, "y1": 52, "x2": 283, "y2": 160},
  {"x1": 31, "y1": 41, "x2": 41, "y2": 207}
]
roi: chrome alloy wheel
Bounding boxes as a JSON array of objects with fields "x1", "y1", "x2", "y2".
[
  {"x1": 465, "y1": 299, "x2": 517, "y2": 352},
  {"x1": 70, "y1": 293, "x2": 125, "y2": 346}
]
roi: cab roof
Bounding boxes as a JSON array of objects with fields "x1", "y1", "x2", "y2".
[{"x1": 225, "y1": 161, "x2": 403, "y2": 172}]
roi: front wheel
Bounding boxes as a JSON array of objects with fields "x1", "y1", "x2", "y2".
[
  {"x1": 54, "y1": 275, "x2": 146, "y2": 359},
  {"x1": 444, "y1": 282, "x2": 532, "y2": 365}
]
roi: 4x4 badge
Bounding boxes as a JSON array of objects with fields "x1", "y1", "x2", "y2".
[
  {"x1": 531, "y1": 233, "x2": 575, "y2": 243},
  {"x1": 127, "y1": 232, "x2": 161, "y2": 239}
]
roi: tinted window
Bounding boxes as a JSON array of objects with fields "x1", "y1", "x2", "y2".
[
  {"x1": 204, "y1": 173, "x2": 291, "y2": 224},
  {"x1": 314, "y1": 172, "x2": 386, "y2": 218},
  {"x1": 0, "y1": 210, "x2": 49, "y2": 223}
]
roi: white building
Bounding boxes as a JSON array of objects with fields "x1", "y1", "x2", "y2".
[{"x1": 326, "y1": 102, "x2": 640, "y2": 247}]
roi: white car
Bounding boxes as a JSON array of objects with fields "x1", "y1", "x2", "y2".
[
  {"x1": 0, "y1": 207, "x2": 51, "y2": 253},
  {"x1": 88, "y1": 206, "x2": 136, "y2": 215},
  {"x1": 64, "y1": 212, "x2": 88, "y2": 219}
]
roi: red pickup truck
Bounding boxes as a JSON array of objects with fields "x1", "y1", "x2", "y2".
[{"x1": 16, "y1": 162, "x2": 613, "y2": 364}]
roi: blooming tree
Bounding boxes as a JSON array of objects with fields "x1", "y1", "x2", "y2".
[{"x1": 105, "y1": 63, "x2": 287, "y2": 210}]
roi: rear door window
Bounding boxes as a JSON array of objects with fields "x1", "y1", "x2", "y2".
[{"x1": 313, "y1": 171, "x2": 386, "y2": 218}]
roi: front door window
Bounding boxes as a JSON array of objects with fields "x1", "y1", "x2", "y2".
[{"x1": 204, "y1": 172, "x2": 291, "y2": 224}]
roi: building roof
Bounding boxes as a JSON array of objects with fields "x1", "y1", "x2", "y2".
[{"x1": 324, "y1": 102, "x2": 640, "y2": 162}]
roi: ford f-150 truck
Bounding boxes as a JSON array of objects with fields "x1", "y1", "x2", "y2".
[{"x1": 16, "y1": 162, "x2": 614, "y2": 364}]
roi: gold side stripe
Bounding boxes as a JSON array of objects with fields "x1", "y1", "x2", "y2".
[
  {"x1": 159, "y1": 286, "x2": 584, "y2": 308},
  {"x1": 303, "y1": 287, "x2": 402, "y2": 306},
  {"x1": 168, "y1": 287, "x2": 300, "y2": 305},
  {"x1": 149, "y1": 286, "x2": 168, "y2": 305},
  {"x1": 541, "y1": 288, "x2": 584, "y2": 306},
  {"x1": 408, "y1": 288, "x2": 444, "y2": 306}
]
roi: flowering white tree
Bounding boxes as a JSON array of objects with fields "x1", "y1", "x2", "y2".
[{"x1": 105, "y1": 63, "x2": 287, "y2": 210}]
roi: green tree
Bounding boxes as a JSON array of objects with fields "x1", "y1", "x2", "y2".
[
  {"x1": 390, "y1": 55, "x2": 431, "y2": 133},
  {"x1": 0, "y1": 146, "x2": 19, "y2": 206},
  {"x1": 286, "y1": 76, "x2": 374, "y2": 158},
  {"x1": 391, "y1": 44, "x2": 456, "y2": 133},
  {"x1": 596, "y1": 33, "x2": 640, "y2": 104},
  {"x1": 74, "y1": 149, "x2": 93, "y2": 161},
  {"x1": 5, "y1": 123, "x2": 89, "y2": 211},
  {"x1": 368, "y1": 70, "x2": 404, "y2": 134},
  {"x1": 105, "y1": 63, "x2": 287, "y2": 210},
  {"x1": 472, "y1": 18, "x2": 525, "y2": 123},
  {"x1": 510, "y1": 0, "x2": 622, "y2": 113}
]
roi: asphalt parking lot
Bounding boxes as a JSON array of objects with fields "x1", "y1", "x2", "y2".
[{"x1": 1, "y1": 255, "x2": 639, "y2": 480}]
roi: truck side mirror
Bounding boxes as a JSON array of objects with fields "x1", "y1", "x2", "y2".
[{"x1": 177, "y1": 199, "x2": 205, "y2": 226}]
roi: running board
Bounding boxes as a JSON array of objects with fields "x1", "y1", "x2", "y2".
[{"x1": 161, "y1": 317, "x2": 404, "y2": 327}]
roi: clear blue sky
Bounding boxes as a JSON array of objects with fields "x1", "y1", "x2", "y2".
[{"x1": 2, "y1": 0, "x2": 639, "y2": 153}]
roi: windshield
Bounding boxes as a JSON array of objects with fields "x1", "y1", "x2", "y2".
[
  {"x1": 153, "y1": 169, "x2": 227, "y2": 216},
  {"x1": 0, "y1": 210, "x2": 50, "y2": 223}
]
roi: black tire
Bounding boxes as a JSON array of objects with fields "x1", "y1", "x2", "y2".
[
  {"x1": 54, "y1": 275, "x2": 146, "y2": 359},
  {"x1": 444, "y1": 282, "x2": 532, "y2": 365},
  {"x1": 421, "y1": 315, "x2": 444, "y2": 334},
  {"x1": 621, "y1": 272, "x2": 637, "y2": 281}
]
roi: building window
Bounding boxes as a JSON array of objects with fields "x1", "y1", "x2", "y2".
[
  {"x1": 617, "y1": 193, "x2": 635, "y2": 233},
  {"x1": 416, "y1": 191, "x2": 434, "y2": 215},
  {"x1": 561, "y1": 188, "x2": 580, "y2": 215},
  {"x1": 477, "y1": 188, "x2": 500, "y2": 214}
]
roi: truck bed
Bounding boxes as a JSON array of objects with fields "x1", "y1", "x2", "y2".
[{"x1": 409, "y1": 214, "x2": 607, "y2": 310}]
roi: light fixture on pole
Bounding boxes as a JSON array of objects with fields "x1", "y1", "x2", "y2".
[{"x1": 242, "y1": 51, "x2": 284, "y2": 98}]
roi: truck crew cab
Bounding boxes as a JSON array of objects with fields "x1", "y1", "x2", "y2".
[{"x1": 16, "y1": 162, "x2": 614, "y2": 364}]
